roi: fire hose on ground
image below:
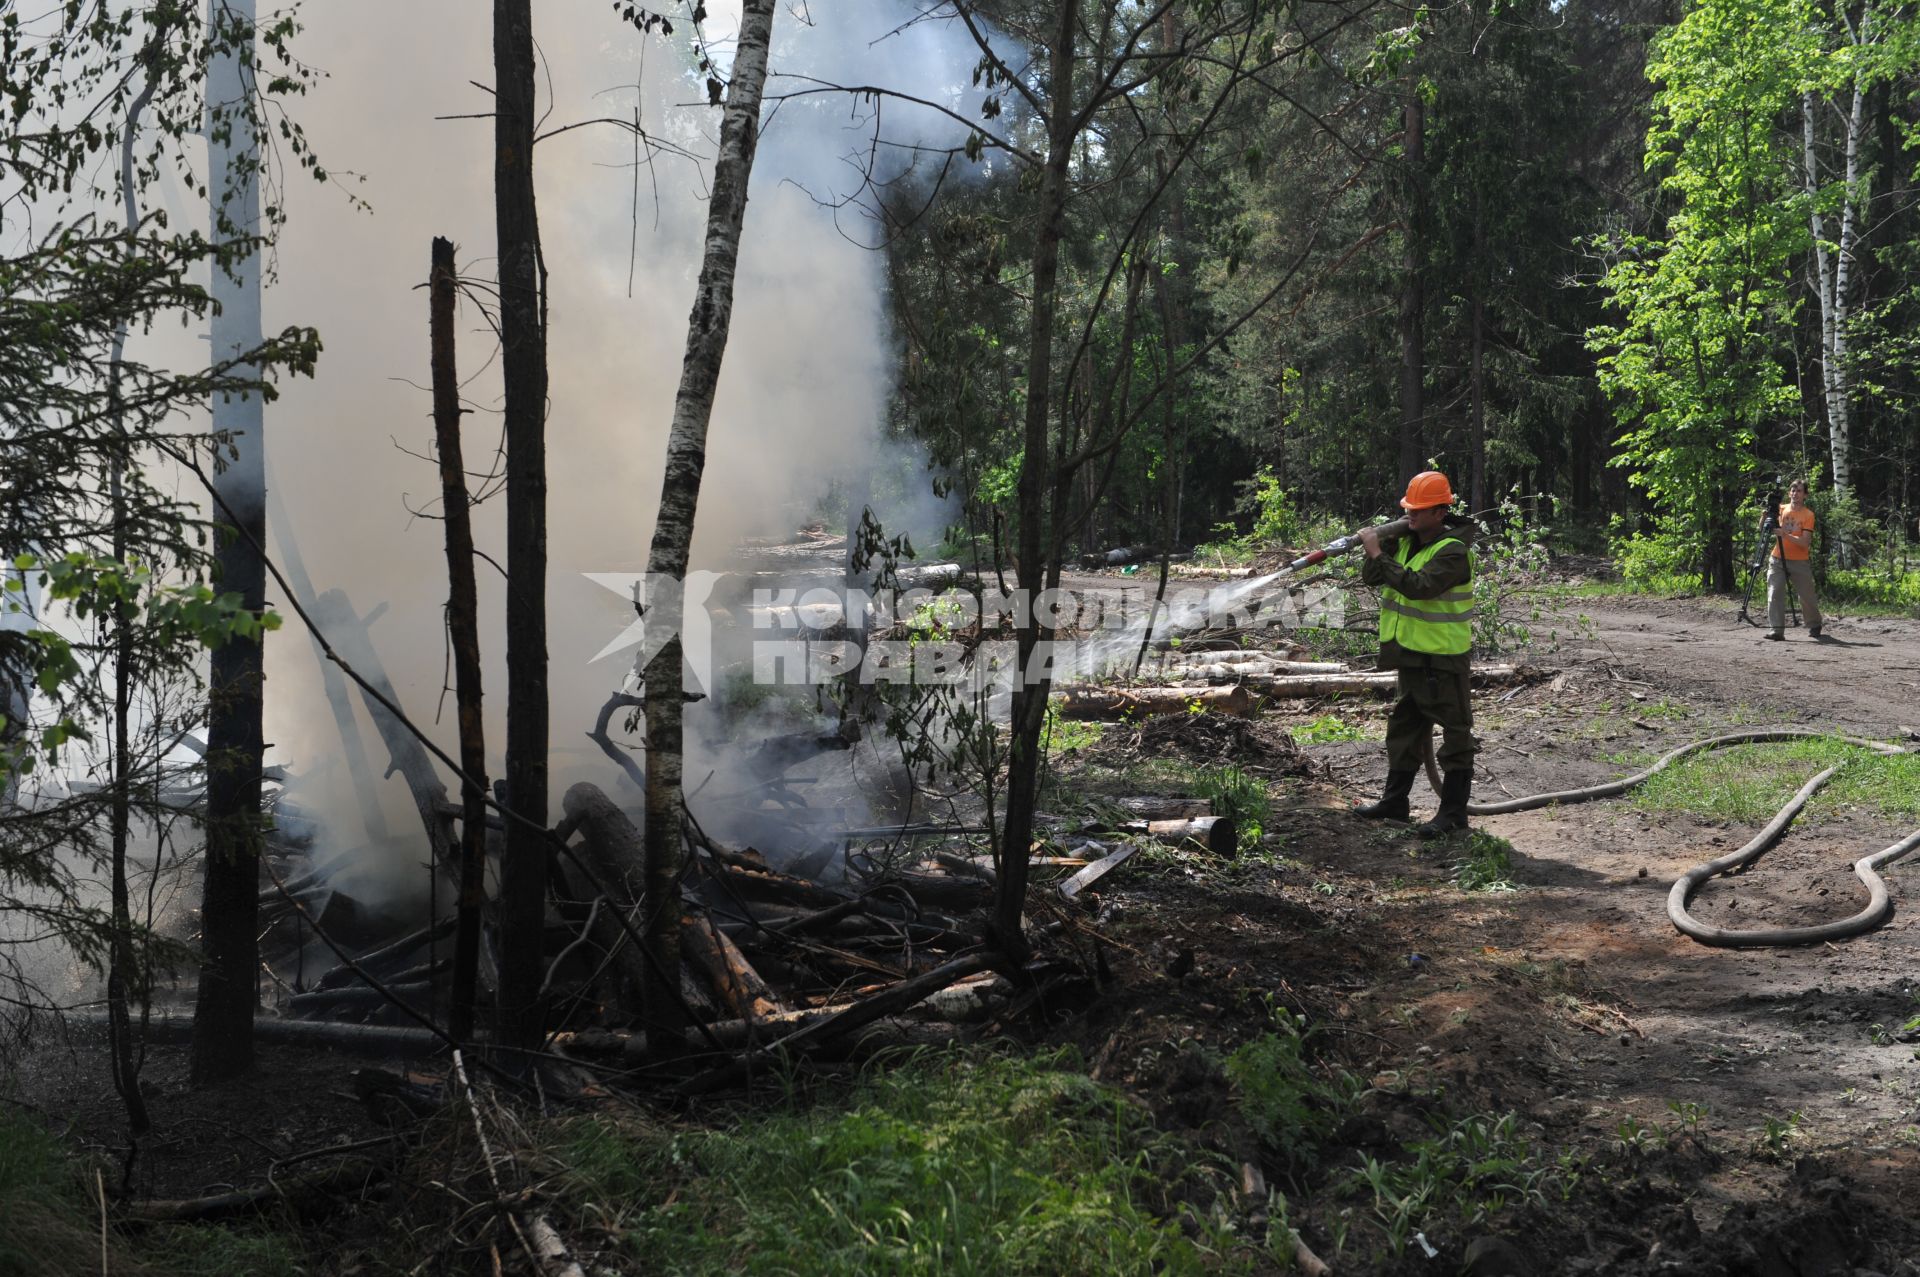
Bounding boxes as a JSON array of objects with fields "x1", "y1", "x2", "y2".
[
  {"x1": 1290, "y1": 522, "x2": 1920, "y2": 948},
  {"x1": 1432, "y1": 729, "x2": 1920, "y2": 948}
]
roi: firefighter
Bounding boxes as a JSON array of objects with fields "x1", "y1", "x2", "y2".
[{"x1": 1351, "y1": 471, "x2": 1479, "y2": 836}]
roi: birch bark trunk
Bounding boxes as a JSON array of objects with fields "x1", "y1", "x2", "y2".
[
  {"x1": 638, "y1": 0, "x2": 779, "y2": 1032},
  {"x1": 1800, "y1": 63, "x2": 1867, "y2": 563}
]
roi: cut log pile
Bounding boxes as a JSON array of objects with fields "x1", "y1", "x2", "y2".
[{"x1": 1054, "y1": 660, "x2": 1529, "y2": 719}]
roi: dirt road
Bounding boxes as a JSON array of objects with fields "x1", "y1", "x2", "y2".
[
  {"x1": 1319, "y1": 593, "x2": 1920, "y2": 1271},
  {"x1": 1551, "y1": 591, "x2": 1920, "y2": 733}
]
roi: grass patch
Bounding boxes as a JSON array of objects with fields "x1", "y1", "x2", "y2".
[
  {"x1": 1194, "y1": 765, "x2": 1270, "y2": 852},
  {"x1": 0, "y1": 1114, "x2": 106, "y2": 1277},
  {"x1": 1042, "y1": 704, "x2": 1106, "y2": 757},
  {"x1": 142, "y1": 1227, "x2": 308, "y2": 1277},
  {"x1": 1630, "y1": 738, "x2": 1920, "y2": 824},
  {"x1": 1824, "y1": 567, "x2": 1920, "y2": 611},
  {"x1": 0, "y1": 1113, "x2": 307, "y2": 1277},
  {"x1": 1539, "y1": 570, "x2": 1920, "y2": 616},
  {"x1": 1069, "y1": 757, "x2": 1201, "y2": 798},
  {"x1": 1345, "y1": 1112, "x2": 1555, "y2": 1258},
  {"x1": 558, "y1": 1047, "x2": 1239, "y2": 1276},
  {"x1": 1289, "y1": 714, "x2": 1365, "y2": 745},
  {"x1": 1451, "y1": 830, "x2": 1520, "y2": 893}
]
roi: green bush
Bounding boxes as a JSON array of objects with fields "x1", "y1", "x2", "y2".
[
  {"x1": 1245, "y1": 468, "x2": 1301, "y2": 548},
  {"x1": 1471, "y1": 495, "x2": 1555, "y2": 653},
  {"x1": 1452, "y1": 831, "x2": 1520, "y2": 893},
  {"x1": 1608, "y1": 520, "x2": 1700, "y2": 593},
  {"x1": 1225, "y1": 1011, "x2": 1363, "y2": 1170},
  {"x1": 1195, "y1": 467, "x2": 1301, "y2": 562}
]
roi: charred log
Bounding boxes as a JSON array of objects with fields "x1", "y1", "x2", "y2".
[
  {"x1": 312, "y1": 916, "x2": 458, "y2": 992},
  {"x1": 288, "y1": 980, "x2": 434, "y2": 1019},
  {"x1": 682, "y1": 913, "x2": 786, "y2": 1021}
]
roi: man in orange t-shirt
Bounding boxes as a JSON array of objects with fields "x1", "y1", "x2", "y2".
[{"x1": 1765, "y1": 479, "x2": 1823, "y2": 640}]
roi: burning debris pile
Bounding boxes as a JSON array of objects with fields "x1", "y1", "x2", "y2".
[
  {"x1": 251, "y1": 747, "x2": 1243, "y2": 1067},
  {"x1": 235, "y1": 534, "x2": 1535, "y2": 1081}
]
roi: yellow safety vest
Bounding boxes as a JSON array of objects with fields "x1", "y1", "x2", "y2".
[{"x1": 1378, "y1": 536, "x2": 1472, "y2": 655}]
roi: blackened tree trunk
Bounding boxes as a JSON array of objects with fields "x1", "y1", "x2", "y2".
[
  {"x1": 638, "y1": 0, "x2": 779, "y2": 1032},
  {"x1": 430, "y1": 237, "x2": 490, "y2": 1043},
  {"x1": 192, "y1": 0, "x2": 265, "y2": 1086},
  {"x1": 990, "y1": 0, "x2": 1079, "y2": 962},
  {"x1": 1398, "y1": 95, "x2": 1426, "y2": 486},
  {"x1": 107, "y1": 47, "x2": 161, "y2": 1135},
  {"x1": 494, "y1": 0, "x2": 550, "y2": 1052},
  {"x1": 1469, "y1": 195, "x2": 1486, "y2": 514}
]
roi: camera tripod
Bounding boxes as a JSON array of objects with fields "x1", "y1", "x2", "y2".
[{"x1": 1737, "y1": 510, "x2": 1799, "y2": 628}]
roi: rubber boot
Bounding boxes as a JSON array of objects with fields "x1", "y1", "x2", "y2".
[
  {"x1": 1417, "y1": 770, "x2": 1473, "y2": 838},
  {"x1": 1353, "y1": 769, "x2": 1417, "y2": 821}
]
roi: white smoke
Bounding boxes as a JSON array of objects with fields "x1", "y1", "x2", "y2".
[{"x1": 239, "y1": 1, "x2": 999, "y2": 865}]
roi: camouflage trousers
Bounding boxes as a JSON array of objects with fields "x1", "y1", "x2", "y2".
[{"x1": 1383, "y1": 665, "x2": 1477, "y2": 774}]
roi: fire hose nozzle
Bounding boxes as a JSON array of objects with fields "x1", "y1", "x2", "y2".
[{"x1": 1277, "y1": 517, "x2": 1413, "y2": 577}]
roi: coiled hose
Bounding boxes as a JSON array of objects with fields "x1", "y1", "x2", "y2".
[{"x1": 1455, "y1": 729, "x2": 1920, "y2": 948}]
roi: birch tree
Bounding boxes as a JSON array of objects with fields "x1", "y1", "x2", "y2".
[
  {"x1": 1799, "y1": 2, "x2": 1897, "y2": 561},
  {"x1": 637, "y1": 0, "x2": 779, "y2": 1031}
]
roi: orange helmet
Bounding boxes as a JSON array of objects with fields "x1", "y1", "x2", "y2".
[{"x1": 1400, "y1": 471, "x2": 1456, "y2": 511}]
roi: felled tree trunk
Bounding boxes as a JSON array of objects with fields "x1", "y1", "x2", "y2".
[
  {"x1": 1110, "y1": 796, "x2": 1213, "y2": 820},
  {"x1": 1237, "y1": 664, "x2": 1522, "y2": 696},
  {"x1": 1123, "y1": 816, "x2": 1236, "y2": 857},
  {"x1": 1165, "y1": 659, "x2": 1347, "y2": 681},
  {"x1": 309, "y1": 589, "x2": 456, "y2": 867},
  {"x1": 1054, "y1": 684, "x2": 1255, "y2": 720}
]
